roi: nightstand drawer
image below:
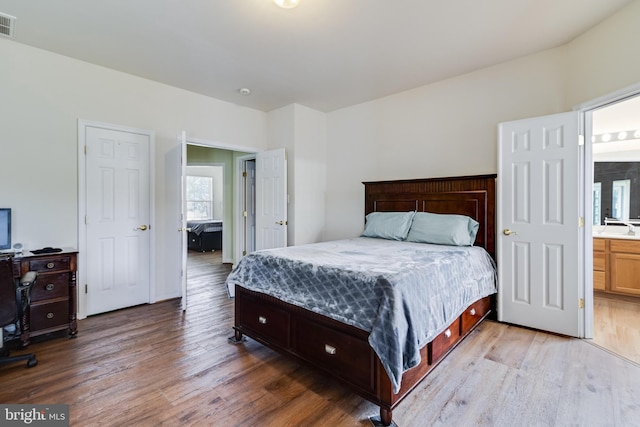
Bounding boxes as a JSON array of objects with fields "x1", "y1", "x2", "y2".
[
  {"x1": 30, "y1": 301, "x2": 69, "y2": 331},
  {"x1": 28, "y1": 256, "x2": 72, "y2": 273},
  {"x1": 30, "y1": 273, "x2": 69, "y2": 302}
]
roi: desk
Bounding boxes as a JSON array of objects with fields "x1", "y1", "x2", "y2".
[{"x1": 12, "y1": 249, "x2": 78, "y2": 346}]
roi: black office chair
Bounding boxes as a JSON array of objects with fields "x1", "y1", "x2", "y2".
[{"x1": 0, "y1": 256, "x2": 38, "y2": 368}]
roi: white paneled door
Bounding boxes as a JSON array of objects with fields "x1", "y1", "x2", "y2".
[
  {"x1": 255, "y1": 148, "x2": 287, "y2": 250},
  {"x1": 85, "y1": 125, "x2": 152, "y2": 315},
  {"x1": 498, "y1": 111, "x2": 582, "y2": 337}
]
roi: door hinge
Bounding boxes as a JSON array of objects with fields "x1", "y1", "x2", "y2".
[
  {"x1": 243, "y1": 171, "x2": 247, "y2": 177},
  {"x1": 578, "y1": 134, "x2": 584, "y2": 146},
  {"x1": 243, "y1": 250, "x2": 247, "y2": 256},
  {"x1": 243, "y1": 211, "x2": 247, "y2": 217},
  {"x1": 84, "y1": 145, "x2": 87, "y2": 155},
  {"x1": 579, "y1": 217, "x2": 584, "y2": 228},
  {"x1": 579, "y1": 298, "x2": 584, "y2": 309},
  {"x1": 85, "y1": 284, "x2": 88, "y2": 294}
]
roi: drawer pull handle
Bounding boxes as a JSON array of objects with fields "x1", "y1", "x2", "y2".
[
  {"x1": 258, "y1": 316, "x2": 267, "y2": 324},
  {"x1": 470, "y1": 308, "x2": 476, "y2": 316},
  {"x1": 46, "y1": 312, "x2": 54, "y2": 319},
  {"x1": 45, "y1": 283, "x2": 55, "y2": 291},
  {"x1": 46, "y1": 262, "x2": 55, "y2": 269},
  {"x1": 324, "y1": 344, "x2": 337, "y2": 355},
  {"x1": 444, "y1": 329, "x2": 452, "y2": 338}
]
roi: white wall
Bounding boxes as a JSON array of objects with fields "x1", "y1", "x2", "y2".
[
  {"x1": 324, "y1": 48, "x2": 567, "y2": 240},
  {"x1": 292, "y1": 105, "x2": 327, "y2": 245},
  {"x1": 565, "y1": 0, "x2": 640, "y2": 108},
  {"x1": 323, "y1": 1, "x2": 640, "y2": 241},
  {"x1": 267, "y1": 104, "x2": 327, "y2": 246},
  {"x1": 0, "y1": 39, "x2": 267, "y2": 315}
]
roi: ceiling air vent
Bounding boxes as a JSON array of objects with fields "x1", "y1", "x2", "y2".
[{"x1": 0, "y1": 12, "x2": 16, "y2": 38}]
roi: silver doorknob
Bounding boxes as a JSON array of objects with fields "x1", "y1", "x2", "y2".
[
  {"x1": 503, "y1": 228, "x2": 517, "y2": 236},
  {"x1": 135, "y1": 224, "x2": 148, "y2": 231}
]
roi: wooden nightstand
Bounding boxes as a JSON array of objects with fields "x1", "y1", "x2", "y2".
[{"x1": 12, "y1": 249, "x2": 78, "y2": 346}]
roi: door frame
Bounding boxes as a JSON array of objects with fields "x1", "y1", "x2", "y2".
[
  {"x1": 576, "y1": 82, "x2": 640, "y2": 339},
  {"x1": 180, "y1": 136, "x2": 257, "y2": 270},
  {"x1": 77, "y1": 119, "x2": 156, "y2": 320},
  {"x1": 235, "y1": 154, "x2": 257, "y2": 265}
]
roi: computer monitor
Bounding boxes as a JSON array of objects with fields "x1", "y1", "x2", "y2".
[{"x1": 0, "y1": 208, "x2": 11, "y2": 250}]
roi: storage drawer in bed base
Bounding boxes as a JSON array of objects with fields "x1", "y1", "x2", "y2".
[{"x1": 233, "y1": 286, "x2": 492, "y2": 424}]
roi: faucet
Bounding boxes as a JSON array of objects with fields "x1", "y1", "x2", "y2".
[{"x1": 623, "y1": 222, "x2": 636, "y2": 235}]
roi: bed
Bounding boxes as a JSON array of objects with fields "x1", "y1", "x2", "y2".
[
  {"x1": 187, "y1": 219, "x2": 222, "y2": 252},
  {"x1": 226, "y1": 174, "x2": 497, "y2": 426}
]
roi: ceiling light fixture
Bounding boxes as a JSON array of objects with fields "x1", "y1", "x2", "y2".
[{"x1": 274, "y1": 0, "x2": 300, "y2": 9}]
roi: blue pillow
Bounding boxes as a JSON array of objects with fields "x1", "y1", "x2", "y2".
[
  {"x1": 406, "y1": 212, "x2": 479, "y2": 246},
  {"x1": 362, "y1": 211, "x2": 416, "y2": 241}
]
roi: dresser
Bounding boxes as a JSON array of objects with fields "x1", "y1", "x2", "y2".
[{"x1": 12, "y1": 249, "x2": 78, "y2": 346}]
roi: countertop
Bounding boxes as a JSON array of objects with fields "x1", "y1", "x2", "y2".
[{"x1": 593, "y1": 226, "x2": 640, "y2": 240}]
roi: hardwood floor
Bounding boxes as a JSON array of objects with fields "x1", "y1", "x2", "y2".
[
  {"x1": 2, "y1": 251, "x2": 640, "y2": 426},
  {"x1": 592, "y1": 292, "x2": 640, "y2": 365}
]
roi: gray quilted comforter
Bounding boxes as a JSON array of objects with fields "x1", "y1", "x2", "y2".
[{"x1": 225, "y1": 237, "x2": 497, "y2": 393}]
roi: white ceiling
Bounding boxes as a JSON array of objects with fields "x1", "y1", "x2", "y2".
[{"x1": 0, "y1": 0, "x2": 634, "y2": 112}]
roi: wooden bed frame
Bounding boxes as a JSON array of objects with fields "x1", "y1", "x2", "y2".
[{"x1": 232, "y1": 174, "x2": 496, "y2": 426}]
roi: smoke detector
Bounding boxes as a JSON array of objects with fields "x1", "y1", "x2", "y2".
[{"x1": 0, "y1": 12, "x2": 16, "y2": 38}]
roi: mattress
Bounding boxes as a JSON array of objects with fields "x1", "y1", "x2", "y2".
[{"x1": 187, "y1": 220, "x2": 222, "y2": 235}]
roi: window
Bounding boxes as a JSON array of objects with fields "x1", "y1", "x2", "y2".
[{"x1": 186, "y1": 176, "x2": 213, "y2": 220}]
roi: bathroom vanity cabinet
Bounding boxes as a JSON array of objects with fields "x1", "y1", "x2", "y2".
[{"x1": 594, "y1": 237, "x2": 640, "y2": 297}]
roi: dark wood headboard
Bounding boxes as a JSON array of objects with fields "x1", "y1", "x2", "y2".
[{"x1": 363, "y1": 174, "x2": 497, "y2": 258}]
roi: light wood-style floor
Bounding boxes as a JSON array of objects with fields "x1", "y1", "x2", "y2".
[
  {"x1": 1, "y1": 251, "x2": 640, "y2": 426},
  {"x1": 592, "y1": 292, "x2": 640, "y2": 365}
]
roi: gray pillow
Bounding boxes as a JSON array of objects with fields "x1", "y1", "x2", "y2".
[
  {"x1": 362, "y1": 211, "x2": 416, "y2": 241},
  {"x1": 406, "y1": 212, "x2": 479, "y2": 246}
]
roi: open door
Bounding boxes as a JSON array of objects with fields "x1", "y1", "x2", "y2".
[
  {"x1": 498, "y1": 111, "x2": 583, "y2": 337},
  {"x1": 179, "y1": 131, "x2": 188, "y2": 311},
  {"x1": 255, "y1": 148, "x2": 287, "y2": 250}
]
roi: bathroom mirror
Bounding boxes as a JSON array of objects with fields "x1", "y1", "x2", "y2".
[{"x1": 593, "y1": 162, "x2": 640, "y2": 224}]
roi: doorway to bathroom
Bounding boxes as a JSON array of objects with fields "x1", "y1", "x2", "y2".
[{"x1": 591, "y1": 94, "x2": 640, "y2": 364}]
